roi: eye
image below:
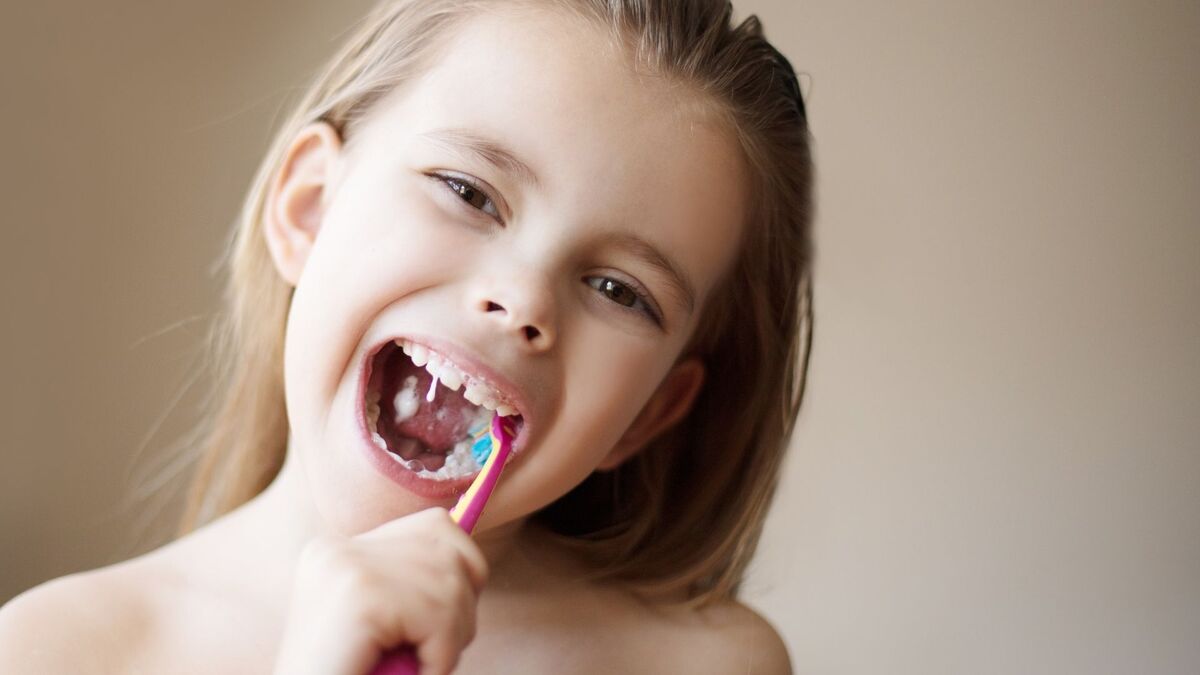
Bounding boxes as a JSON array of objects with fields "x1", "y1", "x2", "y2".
[
  {"x1": 430, "y1": 172, "x2": 502, "y2": 221},
  {"x1": 585, "y1": 276, "x2": 663, "y2": 326}
]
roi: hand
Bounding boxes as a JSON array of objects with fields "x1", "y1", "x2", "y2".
[{"x1": 273, "y1": 507, "x2": 489, "y2": 675}]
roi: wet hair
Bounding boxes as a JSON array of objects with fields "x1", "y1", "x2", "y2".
[{"x1": 179, "y1": 0, "x2": 813, "y2": 607}]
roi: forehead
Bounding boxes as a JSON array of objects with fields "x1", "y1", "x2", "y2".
[{"x1": 357, "y1": 7, "x2": 748, "y2": 306}]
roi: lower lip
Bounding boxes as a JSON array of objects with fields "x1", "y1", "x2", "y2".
[{"x1": 355, "y1": 347, "x2": 480, "y2": 501}]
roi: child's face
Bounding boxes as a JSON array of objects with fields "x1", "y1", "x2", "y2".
[{"x1": 267, "y1": 8, "x2": 748, "y2": 533}]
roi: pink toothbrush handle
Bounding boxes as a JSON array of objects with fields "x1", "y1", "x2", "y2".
[
  {"x1": 366, "y1": 416, "x2": 515, "y2": 675},
  {"x1": 371, "y1": 647, "x2": 420, "y2": 675}
]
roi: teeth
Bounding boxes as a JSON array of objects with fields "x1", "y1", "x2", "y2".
[
  {"x1": 386, "y1": 433, "x2": 487, "y2": 481},
  {"x1": 462, "y1": 383, "x2": 487, "y2": 406},
  {"x1": 410, "y1": 344, "x2": 429, "y2": 367},
  {"x1": 449, "y1": 371, "x2": 510, "y2": 411},
  {"x1": 438, "y1": 368, "x2": 463, "y2": 391},
  {"x1": 397, "y1": 341, "x2": 520, "y2": 417}
]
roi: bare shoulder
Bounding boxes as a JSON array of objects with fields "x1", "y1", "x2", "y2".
[
  {"x1": 638, "y1": 597, "x2": 792, "y2": 675},
  {"x1": 0, "y1": 564, "x2": 153, "y2": 673}
]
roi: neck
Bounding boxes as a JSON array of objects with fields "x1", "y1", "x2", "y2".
[{"x1": 192, "y1": 442, "x2": 533, "y2": 615}]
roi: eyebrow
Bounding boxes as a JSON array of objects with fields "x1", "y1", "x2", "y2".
[
  {"x1": 418, "y1": 127, "x2": 695, "y2": 317},
  {"x1": 608, "y1": 233, "x2": 697, "y2": 317},
  {"x1": 416, "y1": 127, "x2": 541, "y2": 189}
]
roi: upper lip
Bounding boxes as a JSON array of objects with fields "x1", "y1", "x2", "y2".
[{"x1": 361, "y1": 331, "x2": 534, "y2": 450}]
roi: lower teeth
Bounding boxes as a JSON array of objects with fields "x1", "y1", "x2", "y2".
[
  {"x1": 371, "y1": 430, "x2": 486, "y2": 481},
  {"x1": 366, "y1": 356, "x2": 499, "y2": 481}
]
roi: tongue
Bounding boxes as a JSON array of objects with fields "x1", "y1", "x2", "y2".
[{"x1": 381, "y1": 348, "x2": 481, "y2": 452}]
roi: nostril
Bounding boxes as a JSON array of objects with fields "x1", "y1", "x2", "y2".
[
  {"x1": 486, "y1": 301, "x2": 505, "y2": 313},
  {"x1": 523, "y1": 326, "x2": 540, "y2": 341}
]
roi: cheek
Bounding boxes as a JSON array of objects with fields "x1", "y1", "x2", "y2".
[
  {"x1": 499, "y1": 337, "x2": 667, "y2": 517},
  {"x1": 332, "y1": 171, "x2": 477, "y2": 271},
  {"x1": 305, "y1": 169, "x2": 484, "y2": 310},
  {"x1": 282, "y1": 173, "x2": 479, "y2": 420},
  {"x1": 561, "y1": 334, "x2": 669, "y2": 454}
]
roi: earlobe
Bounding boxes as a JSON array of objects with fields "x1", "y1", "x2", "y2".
[
  {"x1": 597, "y1": 358, "x2": 706, "y2": 472},
  {"x1": 263, "y1": 121, "x2": 343, "y2": 287}
]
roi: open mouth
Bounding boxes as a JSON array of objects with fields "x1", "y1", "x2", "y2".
[{"x1": 362, "y1": 338, "x2": 526, "y2": 481}]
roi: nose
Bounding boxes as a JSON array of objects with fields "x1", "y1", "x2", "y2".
[{"x1": 471, "y1": 276, "x2": 556, "y2": 353}]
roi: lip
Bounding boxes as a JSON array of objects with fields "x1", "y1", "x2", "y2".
[{"x1": 354, "y1": 333, "x2": 533, "y2": 500}]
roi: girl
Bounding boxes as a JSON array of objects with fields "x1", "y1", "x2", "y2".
[{"x1": 0, "y1": 0, "x2": 813, "y2": 672}]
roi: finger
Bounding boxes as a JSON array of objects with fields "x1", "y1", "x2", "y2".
[
  {"x1": 433, "y1": 525, "x2": 490, "y2": 591},
  {"x1": 360, "y1": 506, "x2": 451, "y2": 541},
  {"x1": 414, "y1": 626, "x2": 460, "y2": 675},
  {"x1": 394, "y1": 508, "x2": 491, "y2": 590}
]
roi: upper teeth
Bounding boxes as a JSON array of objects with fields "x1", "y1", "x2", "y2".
[{"x1": 396, "y1": 339, "x2": 518, "y2": 416}]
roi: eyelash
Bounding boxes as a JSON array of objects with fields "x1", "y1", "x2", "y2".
[
  {"x1": 585, "y1": 276, "x2": 663, "y2": 326},
  {"x1": 431, "y1": 172, "x2": 502, "y2": 221},
  {"x1": 429, "y1": 172, "x2": 664, "y2": 327}
]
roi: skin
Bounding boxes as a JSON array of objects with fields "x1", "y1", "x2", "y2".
[{"x1": 0, "y1": 6, "x2": 791, "y2": 674}]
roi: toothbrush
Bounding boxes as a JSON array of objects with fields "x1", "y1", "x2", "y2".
[{"x1": 367, "y1": 414, "x2": 517, "y2": 675}]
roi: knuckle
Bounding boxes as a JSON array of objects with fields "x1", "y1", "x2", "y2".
[
  {"x1": 303, "y1": 544, "x2": 373, "y2": 601},
  {"x1": 331, "y1": 562, "x2": 375, "y2": 599},
  {"x1": 448, "y1": 562, "x2": 474, "y2": 595},
  {"x1": 473, "y1": 554, "x2": 490, "y2": 585},
  {"x1": 435, "y1": 539, "x2": 461, "y2": 566},
  {"x1": 418, "y1": 506, "x2": 452, "y2": 527},
  {"x1": 439, "y1": 569, "x2": 468, "y2": 605},
  {"x1": 298, "y1": 534, "x2": 338, "y2": 565},
  {"x1": 297, "y1": 535, "x2": 349, "y2": 579}
]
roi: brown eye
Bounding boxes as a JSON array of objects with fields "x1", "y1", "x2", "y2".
[
  {"x1": 448, "y1": 179, "x2": 485, "y2": 209},
  {"x1": 598, "y1": 279, "x2": 637, "y2": 307},
  {"x1": 434, "y1": 173, "x2": 501, "y2": 220},
  {"x1": 585, "y1": 276, "x2": 661, "y2": 326}
]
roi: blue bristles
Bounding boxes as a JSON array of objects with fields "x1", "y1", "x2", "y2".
[{"x1": 470, "y1": 424, "x2": 492, "y2": 465}]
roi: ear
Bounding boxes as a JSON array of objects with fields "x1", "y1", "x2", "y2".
[
  {"x1": 263, "y1": 121, "x2": 343, "y2": 287},
  {"x1": 596, "y1": 357, "x2": 706, "y2": 471}
]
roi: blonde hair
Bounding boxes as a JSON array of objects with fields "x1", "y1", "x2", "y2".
[{"x1": 179, "y1": 0, "x2": 814, "y2": 607}]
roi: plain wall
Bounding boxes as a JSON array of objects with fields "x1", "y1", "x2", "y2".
[{"x1": 2, "y1": 1, "x2": 1197, "y2": 673}]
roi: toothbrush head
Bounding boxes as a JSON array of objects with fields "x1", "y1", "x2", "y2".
[
  {"x1": 469, "y1": 425, "x2": 492, "y2": 465},
  {"x1": 449, "y1": 414, "x2": 516, "y2": 534},
  {"x1": 490, "y1": 414, "x2": 517, "y2": 450}
]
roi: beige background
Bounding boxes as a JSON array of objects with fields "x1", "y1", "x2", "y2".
[{"x1": 2, "y1": 1, "x2": 1197, "y2": 673}]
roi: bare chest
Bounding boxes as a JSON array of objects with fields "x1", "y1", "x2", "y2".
[
  {"x1": 127, "y1": 592, "x2": 677, "y2": 675},
  {"x1": 122, "y1": 601, "x2": 283, "y2": 675}
]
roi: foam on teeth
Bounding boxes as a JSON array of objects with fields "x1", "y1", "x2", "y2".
[
  {"x1": 426, "y1": 374, "x2": 439, "y2": 403},
  {"x1": 380, "y1": 428, "x2": 488, "y2": 480},
  {"x1": 393, "y1": 375, "x2": 421, "y2": 423},
  {"x1": 373, "y1": 356, "x2": 499, "y2": 481},
  {"x1": 398, "y1": 339, "x2": 518, "y2": 415}
]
